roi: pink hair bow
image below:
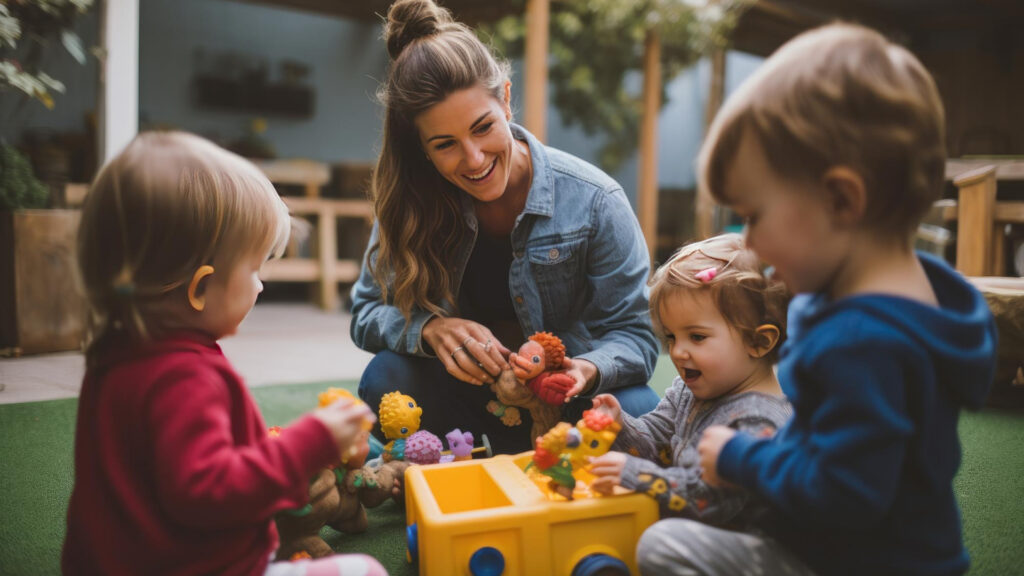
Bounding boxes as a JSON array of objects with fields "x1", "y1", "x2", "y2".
[{"x1": 695, "y1": 267, "x2": 718, "y2": 283}]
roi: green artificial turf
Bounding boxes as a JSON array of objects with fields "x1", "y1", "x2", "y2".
[{"x1": 0, "y1": 364, "x2": 1021, "y2": 575}]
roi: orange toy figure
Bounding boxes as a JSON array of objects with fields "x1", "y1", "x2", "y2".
[
  {"x1": 528, "y1": 409, "x2": 622, "y2": 500},
  {"x1": 489, "y1": 332, "x2": 576, "y2": 442},
  {"x1": 273, "y1": 388, "x2": 409, "y2": 560}
]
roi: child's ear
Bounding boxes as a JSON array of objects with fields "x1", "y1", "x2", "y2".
[
  {"x1": 747, "y1": 324, "x2": 781, "y2": 358},
  {"x1": 821, "y1": 166, "x2": 867, "y2": 228},
  {"x1": 187, "y1": 265, "x2": 215, "y2": 312}
]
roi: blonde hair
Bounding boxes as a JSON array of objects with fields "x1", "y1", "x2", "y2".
[
  {"x1": 371, "y1": 0, "x2": 511, "y2": 320},
  {"x1": 699, "y1": 23, "x2": 945, "y2": 239},
  {"x1": 77, "y1": 131, "x2": 290, "y2": 364},
  {"x1": 649, "y1": 234, "x2": 788, "y2": 363}
]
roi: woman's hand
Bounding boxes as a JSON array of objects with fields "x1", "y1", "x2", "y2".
[
  {"x1": 698, "y1": 425, "x2": 737, "y2": 488},
  {"x1": 561, "y1": 357, "x2": 598, "y2": 402},
  {"x1": 588, "y1": 451, "x2": 627, "y2": 495},
  {"x1": 422, "y1": 316, "x2": 511, "y2": 386},
  {"x1": 590, "y1": 394, "x2": 623, "y2": 426}
]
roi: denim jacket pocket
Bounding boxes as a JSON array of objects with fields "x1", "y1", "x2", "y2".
[{"x1": 528, "y1": 237, "x2": 587, "y2": 328}]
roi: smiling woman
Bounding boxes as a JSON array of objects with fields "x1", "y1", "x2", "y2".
[{"x1": 349, "y1": 0, "x2": 661, "y2": 454}]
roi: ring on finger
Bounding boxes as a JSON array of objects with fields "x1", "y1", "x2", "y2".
[
  {"x1": 483, "y1": 339, "x2": 492, "y2": 352},
  {"x1": 451, "y1": 346, "x2": 465, "y2": 359},
  {"x1": 462, "y1": 336, "x2": 475, "y2": 347}
]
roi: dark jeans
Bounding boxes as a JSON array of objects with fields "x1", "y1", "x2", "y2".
[{"x1": 358, "y1": 350, "x2": 660, "y2": 455}]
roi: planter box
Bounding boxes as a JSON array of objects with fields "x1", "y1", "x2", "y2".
[{"x1": 0, "y1": 209, "x2": 85, "y2": 356}]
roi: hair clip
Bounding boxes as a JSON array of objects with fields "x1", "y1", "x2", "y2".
[
  {"x1": 695, "y1": 267, "x2": 718, "y2": 283},
  {"x1": 112, "y1": 268, "x2": 135, "y2": 297}
]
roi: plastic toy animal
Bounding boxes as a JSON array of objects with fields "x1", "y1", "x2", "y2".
[
  {"x1": 489, "y1": 332, "x2": 576, "y2": 442},
  {"x1": 528, "y1": 409, "x2": 622, "y2": 500},
  {"x1": 272, "y1": 388, "x2": 410, "y2": 560},
  {"x1": 445, "y1": 428, "x2": 475, "y2": 461},
  {"x1": 378, "y1": 391, "x2": 423, "y2": 462},
  {"x1": 404, "y1": 430, "x2": 443, "y2": 465}
]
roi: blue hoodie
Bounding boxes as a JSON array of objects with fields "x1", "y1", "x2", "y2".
[{"x1": 719, "y1": 252, "x2": 996, "y2": 576}]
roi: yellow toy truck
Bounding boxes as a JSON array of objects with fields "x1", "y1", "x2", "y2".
[{"x1": 404, "y1": 451, "x2": 659, "y2": 576}]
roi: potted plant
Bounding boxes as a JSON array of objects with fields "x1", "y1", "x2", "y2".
[
  {"x1": 0, "y1": 144, "x2": 84, "y2": 356},
  {"x1": 0, "y1": 0, "x2": 95, "y2": 356}
]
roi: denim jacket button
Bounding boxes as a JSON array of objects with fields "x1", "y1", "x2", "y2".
[
  {"x1": 548, "y1": 248, "x2": 559, "y2": 260},
  {"x1": 515, "y1": 251, "x2": 524, "y2": 259},
  {"x1": 515, "y1": 296, "x2": 524, "y2": 304}
]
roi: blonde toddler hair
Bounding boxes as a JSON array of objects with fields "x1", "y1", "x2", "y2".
[
  {"x1": 699, "y1": 23, "x2": 945, "y2": 239},
  {"x1": 77, "y1": 131, "x2": 290, "y2": 363},
  {"x1": 649, "y1": 233, "x2": 788, "y2": 363}
]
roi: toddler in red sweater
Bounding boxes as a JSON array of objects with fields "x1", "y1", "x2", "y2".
[{"x1": 63, "y1": 132, "x2": 388, "y2": 576}]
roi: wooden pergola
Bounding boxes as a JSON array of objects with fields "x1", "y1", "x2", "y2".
[{"x1": 104, "y1": 0, "x2": 1024, "y2": 264}]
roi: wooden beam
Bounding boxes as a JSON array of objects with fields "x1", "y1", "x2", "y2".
[
  {"x1": 954, "y1": 165, "x2": 997, "y2": 277},
  {"x1": 99, "y1": 0, "x2": 139, "y2": 163},
  {"x1": 696, "y1": 47, "x2": 726, "y2": 240},
  {"x1": 638, "y1": 28, "x2": 661, "y2": 262},
  {"x1": 523, "y1": 0, "x2": 549, "y2": 142}
]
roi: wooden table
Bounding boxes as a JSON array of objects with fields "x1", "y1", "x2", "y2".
[{"x1": 252, "y1": 159, "x2": 374, "y2": 311}]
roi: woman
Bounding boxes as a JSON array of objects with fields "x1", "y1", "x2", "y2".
[{"x1": 351, "y1": 0, "x2": 659, "y2": 454}]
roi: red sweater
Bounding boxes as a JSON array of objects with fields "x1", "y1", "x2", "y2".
[{"x1": 62, "y1": 332, "x2": 338, "y2": 575}]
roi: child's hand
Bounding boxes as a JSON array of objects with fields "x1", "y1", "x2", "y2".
[
  {"x1": 590, "y1": 394, "x2": 623, "y2": 426},
  {"x1": 587, "y1": 451, "x2": 627, "y2": 495},
  {"x1": 698, "y1": 426, "x2": 736, "y2": 488},
  {"x1": 313, "y1": 398, "x2": 376, "y2": 460}
]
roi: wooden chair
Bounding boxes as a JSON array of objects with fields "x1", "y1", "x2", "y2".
[
  {"x1": 250, "y1": 159, "x2": 374, "y2": 311},
  {"x1": 940, "y1": 160, "x2": 1024, "y2": 277}
]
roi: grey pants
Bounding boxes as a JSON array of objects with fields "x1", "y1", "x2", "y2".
[{"x1": 637, "y1": 519, "x2": 816, "y2": 576}]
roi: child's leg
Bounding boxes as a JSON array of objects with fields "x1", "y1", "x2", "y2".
[
  {"x1": 264, "y1": 553, "x2": 387, "y2": 576},
  {"x1": 637, "y1": 519, "x2": 815, "y2": 576}
]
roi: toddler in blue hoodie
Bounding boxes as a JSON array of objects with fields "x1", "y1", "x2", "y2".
[{"x1": 647, "y1": 23, "x2": 1000, "y2": 576}]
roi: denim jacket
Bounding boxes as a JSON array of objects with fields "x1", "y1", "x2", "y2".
[{"x1": 350, "y1": 124, "x2": 658, "y2": 394}]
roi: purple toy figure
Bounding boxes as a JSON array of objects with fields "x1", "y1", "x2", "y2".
[
  {"x1": 404, "y1": 430, "x2": 443, "y2": 465},
  {"x1": 445, "y1": 429, "x2": 475, "y2": 462}
]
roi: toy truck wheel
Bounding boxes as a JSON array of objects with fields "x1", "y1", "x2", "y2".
[
  {"x1": 469, "y1": 546, "x2": 505, "y2": 576},
  {"x1": 572, "y1": 553, "x2": 629, "y2": 576},
  {"x1": 406, "y1": 523, "x2": 417, "y2": 563}
]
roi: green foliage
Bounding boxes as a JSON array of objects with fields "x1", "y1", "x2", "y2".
[
  {"x1": 480, "y1": 0, "x2": 752, "y2": 171},
  {"x1": 0, "y1": 145, "x2": 49, "y2": 210},
  {"x1": 0, "y1": 0, "x2": 95, "y2": 109}
]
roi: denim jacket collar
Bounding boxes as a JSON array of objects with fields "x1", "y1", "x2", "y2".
[{"x1": 512, "y1": 123, "x2": 555, "y2": 218}]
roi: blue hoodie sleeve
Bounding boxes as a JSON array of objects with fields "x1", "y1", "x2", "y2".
[{"x1": 717, "y1": 338, "x2": 917, "y2": 529}]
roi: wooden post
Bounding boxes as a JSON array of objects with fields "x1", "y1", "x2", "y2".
[
  {"x1": 524, "y1": 0, "x2": 549, "y2": 142},
  {"x1": 638, "y1": 28, "x2": 661, "y2": 263},
  {"x1": 317, "y1": 207, "x2": 339, "y2": 311},
  {"x1": 99, "y1": 0, "x2": 139, "y2": 163},
  {"x1": 697, "y1": 47, "x2": 726, "y2": 240},
  {"x1": 954, "y1": 165, "x2": 997, "y2": 277}
]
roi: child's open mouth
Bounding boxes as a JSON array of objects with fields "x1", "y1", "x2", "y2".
[{"x1": 683, "y1": 368, "x2": 701, "y2": 381}]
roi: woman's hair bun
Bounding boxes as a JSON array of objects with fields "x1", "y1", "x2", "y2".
[{"x1": 385, "y1": 0, "x2": 453, "y2": 61}]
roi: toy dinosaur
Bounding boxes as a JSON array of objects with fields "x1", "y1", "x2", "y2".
[
  {"x1": 273, "y1": 388, "x2": 410, "y2": 560},
  {"x1": 527, "y1": 409, "x2": 621, "y2": 500},
  {"x1": 489, "y1": 332, "x2": 576, "y2": 442}
]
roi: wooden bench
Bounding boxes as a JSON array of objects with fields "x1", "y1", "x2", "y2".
[
  {"x1": 940, "y1": 160, "x2": 1024, "y2": 277},
  {"x1": 248, "y1": 159, "x2": 374, "y2": 311},
  {"x1": 260, "y1": 197, "x2": 373, "y2": 311}
]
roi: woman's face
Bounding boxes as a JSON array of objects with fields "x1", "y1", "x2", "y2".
[{"x1": 415, "y1": 83, "x2": 518, "y2": 203}]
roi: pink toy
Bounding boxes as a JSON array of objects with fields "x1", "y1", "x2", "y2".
[{"x1": 404, "y1": 430, "x2": 443, "y2": 465}]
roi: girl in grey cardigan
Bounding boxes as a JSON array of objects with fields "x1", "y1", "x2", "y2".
[{"x1": 589, "y1": 233, "x2": 791, "y2": 527}]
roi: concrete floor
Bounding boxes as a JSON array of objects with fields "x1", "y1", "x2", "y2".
[{"x1": 0, "y1": 303, "x2": 374, "y2": 405}]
